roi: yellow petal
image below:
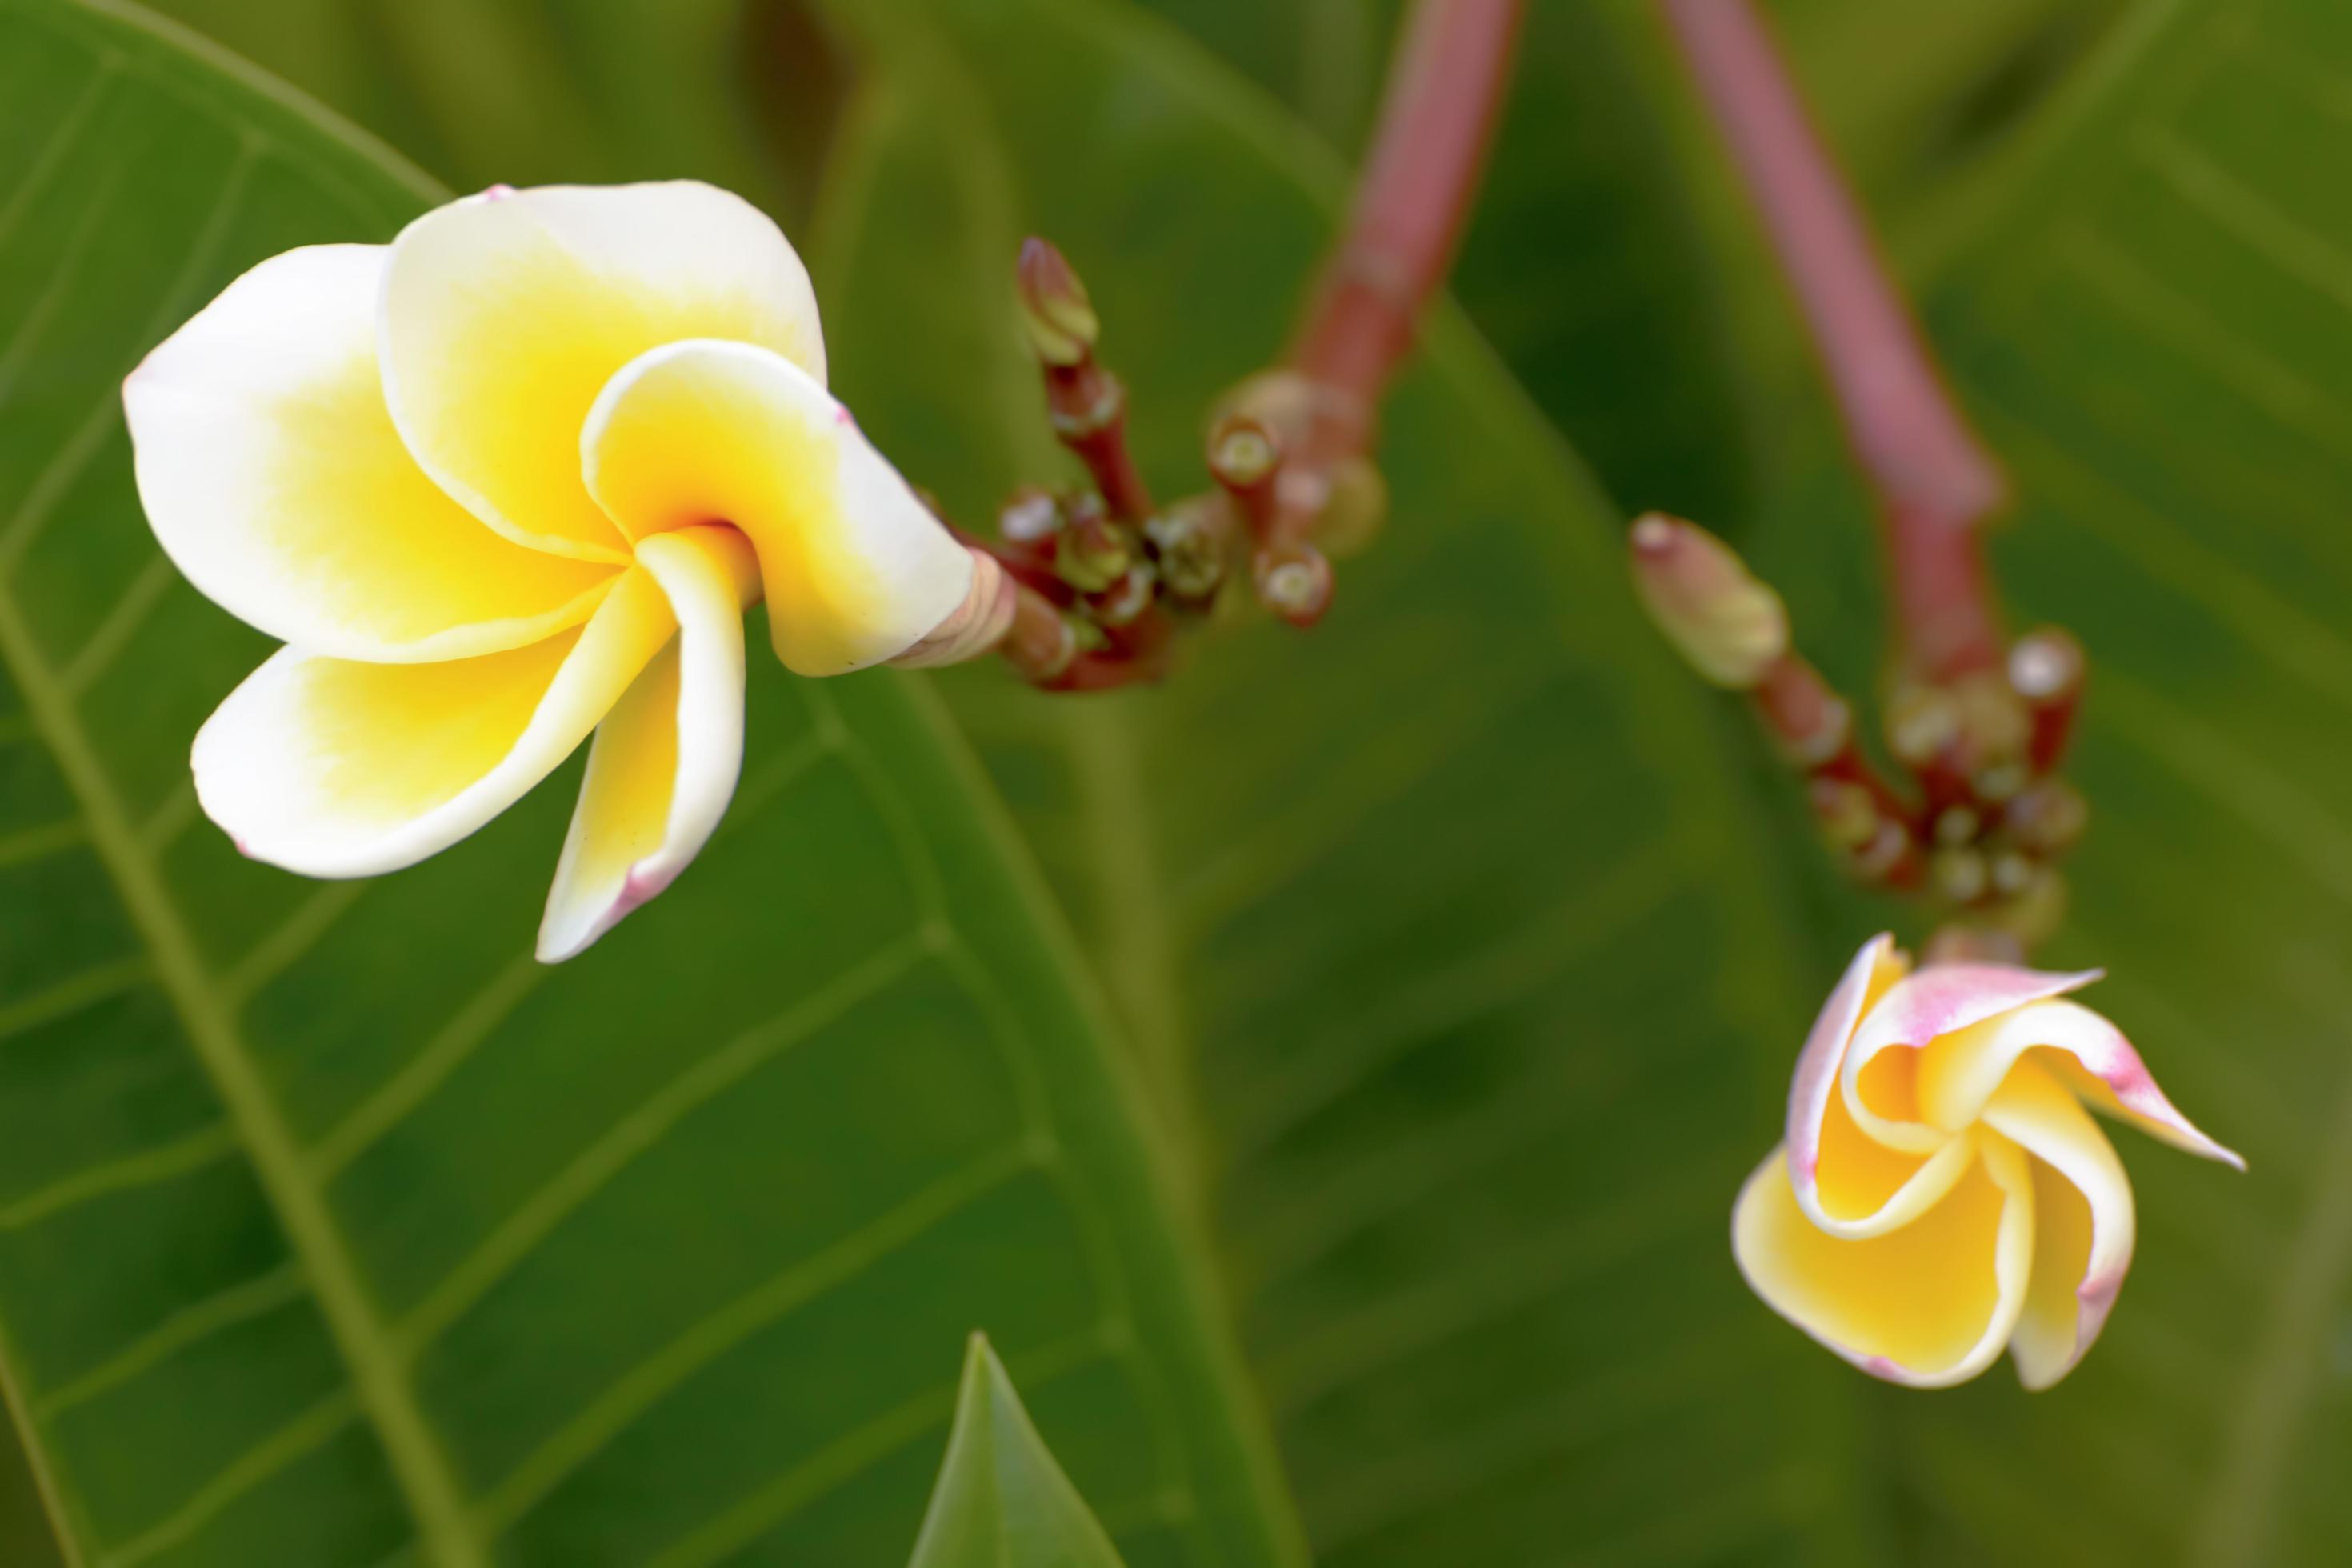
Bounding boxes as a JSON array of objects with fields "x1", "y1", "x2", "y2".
[
  {"x1": 1917, "y1": 997, "x2": 2244, "y2": 1169},
  {"x1": 1977, "y1": 1058, "x2": 2135, "y2": 1390},
  {"x1": 123, "y1": 245, "x2": 616, "y2": 662},
  {"x1": 1786, "y1": 934, "x2": 1910, "y2": 1222},
  {"x1": 538, "y1": 526, "x2": 759, "y2": 962},
  {"x1": 1733, "y1": 1131, "x2": 2035, "y2": 1388},
  {"x1": 582, "y1": 340, "x2": 973, "y2": 675},
  {"x1": 379, "y1": 182, "x2": 826, "y2": 563},
  {"x1": 194, "y1": 570, "x2": 676, "y2": 878},
  {"x1": 1805, "y1": 1083, "x2": 1975, "y2": 1238},
  {"x1": 1841, "y1": 962, "x2": 2100, "y2": 1156}
]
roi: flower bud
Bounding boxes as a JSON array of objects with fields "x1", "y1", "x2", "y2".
[
  {"x1": 1053, "y1": 499, "x2": 1129, "y2": 593},
  {"x1": 2003, "y1": 778, "x2": 2087, "y2": 855},
  {"x1": 998, "y1": 486, "x2": 1065, "y2": 545},
  {"x1": 1885, "y1": 683, "x2": 1962, "y2": 768},
  {"x1": 2010, "y1": 625, "x2": 2085, "y2": 771},
  {"x1": 1930, "y1": 845, "x2": 1990, "y2": 904},
  {"x1": 1849, "y1": 819, "x2": 1917, "y2": 885},
  {"x1": 2009, "y1": 626, "x2": 2083, "y2": 705},
  {"x1": 1627, "y1": 514, "x2": 1789, "y2": 689},
  {"x1": 1253, "y1": 542, "x2": 1333, "y2": 627},
  {"x1": 1952, "y1": 670, "x2": 2032, "y2": 769},
  {"x1": 1086, "y1": 563, "x2": 1157, "y2": 628},
  {"x1": 1207, "y1": 415, "x2": 1280, "y2": 490},
  {"x1": 1145, "y1": 496, "x2": 1234, "y2": 602},
  {"x1": 1015, "y1": 238, "x2": 1098, "y2": 368},
  {"x1": 1809, "y1": 778, "x2": 1880, "y2": 851}
]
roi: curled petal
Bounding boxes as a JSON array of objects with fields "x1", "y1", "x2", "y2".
[
  {"x1": 1786, "y1": 934, "x2": 1907, "y2": 1220},
  {"x1": 123, "y1": 245, "x2": 615, "y2": 662},
  {"x1": 1841, "y1": 962, "x2": 2100, "y2": 1154},
  {"x1": 538, "y1": 526, "x2": 760, "y2": 962},
  {"x1": 1918, "y1": 998, "x2": 2244, "y2": 1169},
  {"x1": 1802, "y1": 1087, "x2": 1975, "y2": 1238},
  {"x1": 582, "y1": 340, "x2": 973, "y2": 675},
  {"x1": 194, "y1": 570, "x2": 677, "y2": 878},
  {"x1": 890, "y1": 547, "x2": 1017, "y2": 669},
  {"x1": 380, "y1": 182, "x2": 826, "y2": 562},
  {"x1": 1734, "y1": 1131, "x2": 2036, "y2": 1388},
  {"x1": 1977, "y1": 1058, "x2": 2136, "y2": 1389}
]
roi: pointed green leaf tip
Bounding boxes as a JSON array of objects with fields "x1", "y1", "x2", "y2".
[{"x1": 907, "y1": 1334, "x2": 1127, "y2": 1568}]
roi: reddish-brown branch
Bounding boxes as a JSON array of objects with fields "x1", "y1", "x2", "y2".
[
  {"x1": 1663, "y1": 0, "x2": 2009, "y2": 682},
  {"x1": 999, "y1": 582, "x2": 1077, "y2": 684},
  {"x1": 1018, "y1": 238, "x2": 1154, "y2": 522},
  {"x1": 1290, "y1": 0, "x2": 1524, "y2": 462},
  {"x1": 1043, "y1": 359, "x2": 1154, "y2": 522},
  {"x1": 986, "y1": 0, "x2": 1522, "y2": 690},
  {"x1": 2010, "y1": 626, "x2": 2085, "y2": 773},
  {"x1": 1751, "y1": 654, "x2": 1922, "y2": 888}
]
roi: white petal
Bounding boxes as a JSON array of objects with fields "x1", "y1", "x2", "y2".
[
  {"x1": 379, "y1": 182, "x2": 826, "y2": 562},
  {"x1": 582, "y1": 339, "x2": 972, "y2": 675},
  {"x1": 123, "y1": 245, "x2": 616, "y2": 662},
  {"x1": 538, "y1": 526, "x2": 758, "y2": 962},
  {"x1": 194, "y1": 570, "x2": 677, "y2": 878}
]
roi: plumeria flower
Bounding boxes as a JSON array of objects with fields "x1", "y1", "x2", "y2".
[
  {"x1": 124, "y1": 182, "x2": 1006, "y2": 962},
  {"x1": 1733, "y1": 934, "x2": 2242, "y2": 1389}
]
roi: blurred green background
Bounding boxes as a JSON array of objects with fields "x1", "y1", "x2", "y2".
[{"x1": 0, "y1": 0, "x2": 2346, "y2": 1563}]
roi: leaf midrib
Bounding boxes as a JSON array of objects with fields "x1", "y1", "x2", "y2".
[{"x1": 0, "y1": 576, "x2": 482, "y2": 1562}]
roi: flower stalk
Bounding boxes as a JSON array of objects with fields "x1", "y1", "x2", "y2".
[
  {"x1": 951, "y1": 0, "x2": 1522, "y2": 691},
  {"x1": 1645, "y1": 0, "x2": 2092, "y2": 958},
  {"x1": 1015, "y1": 238, "x2": 1154, "y2": 524},
  {"x1": 1661, "y1": 0, "x2": 2008, "y2": 682}
]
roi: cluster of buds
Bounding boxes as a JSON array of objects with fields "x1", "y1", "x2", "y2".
[
  {"x1": 974, "y1": 239, "x2": 1388, "y2": 690},
  {"x1": 1630, "y1": 514, "x2": 2086, "y2": 958}
]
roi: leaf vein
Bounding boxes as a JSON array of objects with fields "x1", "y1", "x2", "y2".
[
  {"x1": 476, "y1": 1142, "x2": 1045, "y2": 1539},
  {"x1": 38, "y1": 1263, "x2": 306, "y2": 1419},
  {"x1": 395, "y1": 934, "x2": 931, "y2": 1355},
  {"x1": 0, "y1": 1122, "x2": 234, "y2": 1232}
]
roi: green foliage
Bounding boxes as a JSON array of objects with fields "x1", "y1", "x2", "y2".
[
  {"x1": 0, "y1": 0, "x2": 2348, "y2": 1565},
  {"x1": 906, "y1": 1335, "x2": 1126, "y2": 1568},
  {"x1": 0, "y1": 3, "x2": 1299, "y2": 1565}
]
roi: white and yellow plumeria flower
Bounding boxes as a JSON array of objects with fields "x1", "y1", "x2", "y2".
[
  {"x1": 1733, "y1": 934, "x2": 2241, "y2": 1389},
  {"x1": 125, "y1": 182, "x2": 1001, "y2": 962}
]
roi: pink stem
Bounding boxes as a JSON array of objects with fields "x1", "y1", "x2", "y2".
[
  {"x1": 1290, "y1": 0, "x2": 1525, "y2": 430},
  {"x1": 1663, "y1": 0, "x2": 2010, "y2": 680}
]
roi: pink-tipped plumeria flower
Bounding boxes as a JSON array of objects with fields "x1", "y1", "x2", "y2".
[
  {"x1": 125, "y1": 182, "x2": 1010, "y2": 963},
  {"x1": 1733, "y1": 934, "x2": 2242, "y2": 1389}
]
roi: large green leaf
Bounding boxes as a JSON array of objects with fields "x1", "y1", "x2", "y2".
[{"x1": 0, "y1": 2, "x2": 1302, "y2": 1564}]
